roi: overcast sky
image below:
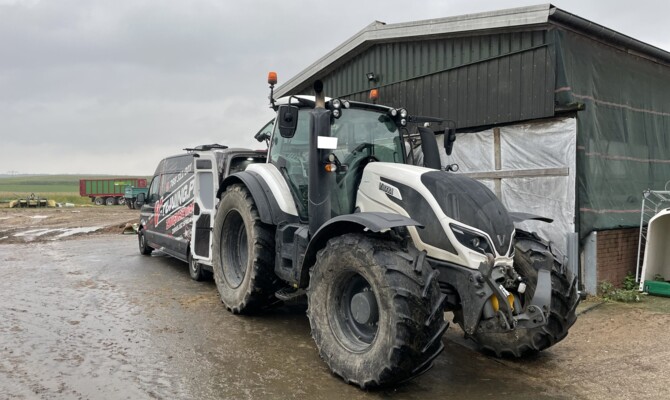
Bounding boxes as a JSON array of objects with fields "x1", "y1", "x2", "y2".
[{"x1": 1, "y1": 0, "x2": 668, "y2": 176}]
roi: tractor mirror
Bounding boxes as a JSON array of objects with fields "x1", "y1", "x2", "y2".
[
  {"x1": 444, "y1": 127, "x2": 456, "y2": 156},
  {"x1": 278, "y1": 105, "x2": 299, "y2": 138},
  {"x1": 136, "y1": 192, "x2": 146, "y2": 204}
]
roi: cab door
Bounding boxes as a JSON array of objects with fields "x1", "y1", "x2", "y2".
[{"x1": 191, "y1": 152, "x2": 217, "y2": 265}]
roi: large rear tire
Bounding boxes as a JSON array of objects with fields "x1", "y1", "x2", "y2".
[
  {"x1": 465, "y1": 231, "x2": 579, "y2": 358},
  {"x1": 307, "y1": 234, "x2": 447, "y2": 388},
  {"x1": 212, "y1": 184, "x2": 281, "y2": 314}
]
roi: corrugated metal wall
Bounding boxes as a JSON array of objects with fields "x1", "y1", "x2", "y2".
[{"x1": 296, "y1": 30, "x2": 556, "y2": 130}]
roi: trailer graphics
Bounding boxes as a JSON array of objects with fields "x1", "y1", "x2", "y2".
[
  {"x1": 142, "y1": 155, "x2": 195, "y2": 242},
  {"x1": 137, "y1": 146, "x2": 267, "y2": 282}
]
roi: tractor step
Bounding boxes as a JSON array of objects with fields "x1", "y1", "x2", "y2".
[{"x1": 275, "y1": 287, "x2": 306, "y2": 301}]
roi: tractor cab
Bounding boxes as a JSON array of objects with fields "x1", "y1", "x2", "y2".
[{"x1": 268, "y1": 95, "x2": 408, "y2": 219}]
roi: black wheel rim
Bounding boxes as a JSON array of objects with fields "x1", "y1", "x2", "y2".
[
  {"x1": 331, "y1": 272, "x2": 379, "y2": 351},
  {"x1": 139, "y1": 233, "x2": 145, "y2": 251},
  {"x1": 221, "y1": 210, "x2": 248, "y2": 288}
]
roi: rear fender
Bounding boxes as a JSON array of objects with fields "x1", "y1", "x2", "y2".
[
  {"x1": 219, "y1": 171, "x2": 296, "y2": 225},
  {"x1": 298, "y1": 212, "x2": 422, "y2": 287}
]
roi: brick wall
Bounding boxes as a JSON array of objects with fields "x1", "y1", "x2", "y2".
[{"x1": 596, "y1": 228, "x2": 639, "y2": 287}]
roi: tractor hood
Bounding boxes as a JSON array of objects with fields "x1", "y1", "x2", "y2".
[{"x1": 421, "y1": 171, "x2": 514, "y2": 255}]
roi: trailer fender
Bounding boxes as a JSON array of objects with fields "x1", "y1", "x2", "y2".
[{"x1": 299, "y1": 212, "x2": 422, "y2": 287}]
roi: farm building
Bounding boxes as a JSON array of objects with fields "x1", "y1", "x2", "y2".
[{"x1": 274, "y1": 4, "x2": 670, "y2": 294}]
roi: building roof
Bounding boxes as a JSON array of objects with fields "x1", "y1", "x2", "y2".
[{"x1": 276, "y1": 3, "x2": 670, "y2": 97}]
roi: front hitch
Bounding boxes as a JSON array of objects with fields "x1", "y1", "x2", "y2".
[
  {"x1": 477, "y1": 252, "x2": 552, "y2": 333},
  {"x1": 434, "y1": 253, "x2": 553, "y2": 335},
  {"x1": 478, "y1": 254, "x2": 517, "y2": 330}
]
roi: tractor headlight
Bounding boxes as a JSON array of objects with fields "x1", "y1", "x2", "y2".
[
  {"x1": 450, "y1": 224, "x2": 493, "y2": 255},
  {"x1": 389, "y1": 108, "x2": 398, "y2": 117},
  {"x1": 333, "y1": 109, "x2": 341, "y2": 118},
  {"x1": 399, "y1": 108, "x2": 408, "y2": 118},
  {"x1": 332, "y1": 99, "x2": 342, "y2": 109},
  {"x1": 342, "y1": 100, "x2": 350, "y2": 109},
  {"x1": 400, "y1": 118, "x2": 407, "y2": 126}
]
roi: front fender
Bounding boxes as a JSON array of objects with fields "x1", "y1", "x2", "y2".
[{"x1": 298, "y1": 212, "x2": 422, "y2": 287}]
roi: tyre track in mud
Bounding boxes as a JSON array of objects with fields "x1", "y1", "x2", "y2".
[{"x1": 0, "y1": 240, "x2": 185, "y2": 399}]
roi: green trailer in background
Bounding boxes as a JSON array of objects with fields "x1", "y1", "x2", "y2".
[{"x1": 79, "y1": 178, "x2": 148, "y2": 206}]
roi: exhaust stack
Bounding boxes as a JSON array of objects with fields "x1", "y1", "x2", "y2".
[{"x1": 308, "y1": 80, "x2": 332, "y2": 235}]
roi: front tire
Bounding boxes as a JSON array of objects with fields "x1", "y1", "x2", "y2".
[
  {"x1": 307, "y1": 234, "x2": 447, "y2": 388},
  {"x1": 465, "y1": 231, "x2": 579, "y2": 357},
  {"x1": 212, "y1": 184, "x2": 281, "y2": 314},
  {"x1": 138, "y1": 230, "x2": 153, "y2": 255}
]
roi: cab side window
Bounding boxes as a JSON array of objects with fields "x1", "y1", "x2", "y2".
[{"x1": 148, "y1": 175, "x2": 161, "y2": 203}]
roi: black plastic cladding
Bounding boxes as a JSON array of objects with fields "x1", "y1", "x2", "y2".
[
  {"x1": 420, "y1": 171, "x2": 514, "y2": 255},
  {"x1": 380, "y1": 177, "x2": 457, "y2": 255}
]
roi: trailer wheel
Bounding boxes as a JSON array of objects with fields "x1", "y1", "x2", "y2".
[
  {"x1": 307, "y1": 234, "x2": 447, "y2": 388},
  {"x1": 105, "y1": 197, "x2": 116, "y2": 206},
  {"x1": 212, "y1": 184, "x2": 281, "y2": 314},
  {"x1": 138, "y1": 230, "x2": 153, "y2": 255},
  {"x1": 188, "y1": 251, "x2": 210, "y2": 281},
  {"x1": 94, "y1": 197, "x2": 104, "y2": 206},
  {"x1": 117, "y1": 197, "x2": 126, "y2": 206},
  {"x1": 463, "y1": 231, "x2": 579, "y2": 358}
]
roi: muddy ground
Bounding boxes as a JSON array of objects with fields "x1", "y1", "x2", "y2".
[
  {"x1": 0, "y1": 207, "x2": 137, "y2": 244},
  {"x1": 1, "y1": 207, "x2": 669, "y2": 399}
]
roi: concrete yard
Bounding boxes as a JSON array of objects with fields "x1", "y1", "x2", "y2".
[{"x1": 1, "y1": 208, "x2": 669, "y2": 399}]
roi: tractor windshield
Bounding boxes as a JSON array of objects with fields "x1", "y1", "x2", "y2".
[{"x1": 270, "y1": 106, "x2": 404, "y2": 219}]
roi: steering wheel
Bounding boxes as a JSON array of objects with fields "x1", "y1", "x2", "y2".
[{"x1": 343, "y1": 143, "x2": 373, "y2": 166}]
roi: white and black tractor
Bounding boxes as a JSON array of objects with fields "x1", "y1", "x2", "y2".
[{"x1": 211, "y1": 75, "x2": 579, "y2": 388}]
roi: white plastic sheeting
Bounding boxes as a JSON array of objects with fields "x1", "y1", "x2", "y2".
[
  {"x1": 442, "y1": 130, "x2": 495, "y2": 172},
  {"x1": 441, "y1": 118, "x2": 577, "y2": 255}
]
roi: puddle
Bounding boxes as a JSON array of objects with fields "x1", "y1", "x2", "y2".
[
  {"x1": 13, "y1": 227, "x2": 102, "y2": 240},
  {"x1": 55, "y1": 227, "x2": 102, "y2": 238}
]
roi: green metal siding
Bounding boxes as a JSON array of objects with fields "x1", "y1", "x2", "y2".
[{"x1": 296, "y1": 30, "x2": 555, "y2": 129}]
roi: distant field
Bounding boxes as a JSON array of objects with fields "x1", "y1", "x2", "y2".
[
  {"x1": 0, "y1": 175, "x2": 149, "y2": 204},
  {"x1": 0, "y1": 191, "x2": 91, "y2": 206},
  {"x1": 0, "y1": 175, "x2": 81, "y2": 193}
]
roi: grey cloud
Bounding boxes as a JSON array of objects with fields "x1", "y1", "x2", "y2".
[{"x1": 0, "y1": 0, "x2": 667, "y2": 175}]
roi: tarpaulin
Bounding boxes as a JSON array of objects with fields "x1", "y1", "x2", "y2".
[{"x1": 554, "y1": 29, "x2": 670, "y2": 237}]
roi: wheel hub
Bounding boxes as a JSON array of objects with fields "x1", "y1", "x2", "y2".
[{"x1": 350, "y1": 291, "x2": 378, "y2": 325}]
